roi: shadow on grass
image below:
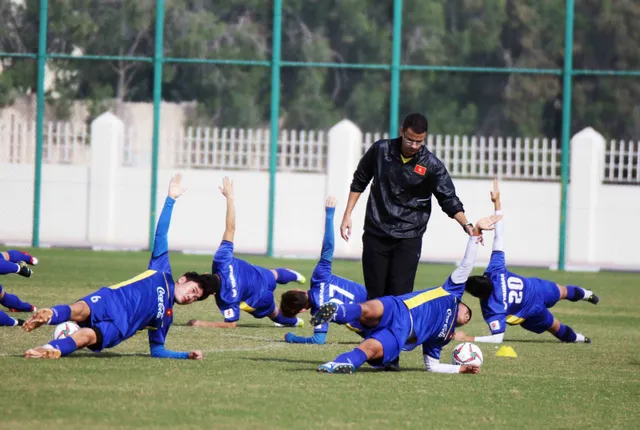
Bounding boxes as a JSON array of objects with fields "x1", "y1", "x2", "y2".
[
  {"x1": 504, "y1": 339, "x2": 562, "y2": 344},
  {"x1": 239, "y1": 356, "x2": 424, "y2": 372}
]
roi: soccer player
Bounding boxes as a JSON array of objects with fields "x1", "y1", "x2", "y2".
[
  {"x1": 22, "y1": 174, "x2": 216, "y2": 359},
  {"x1": 312, "y1": 214, "x2": 502, "y2": 374},
  {"x1": 455, "y1": 179, "x2": 597, "y2": 345},
  {"x1": 0, "y1": 282, "x2": 36, "y2": 326},
  {"x1": 186, "y1": 177, "x2": 306, "y2": 330},
  {"x1": 279, "y1": 196, "x2": 368, "y2": 345}
]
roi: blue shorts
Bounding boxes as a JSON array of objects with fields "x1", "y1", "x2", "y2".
[
  {"x1": 519, "y1": 305, "x2": 555, "y2": 334},
  {"x1": 531, "y1": 278, "x2": 561, "y2": 309},
  {"x1": 77, "y1": 287, "x2": 127, "y2": 351},
  {"x1": 366, "y1": 297, "x2": 413, "y2": 366},
  {"x1": 242, "y1": 269, "x2": 277, "y2": 319}
]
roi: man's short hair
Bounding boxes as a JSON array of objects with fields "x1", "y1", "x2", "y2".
[
  {"x1": 183, "y1": 272, "x2": 220, "y2": 301},
  {"x1": 402, "y1": 112, "x2": 429, "y2": 134},
  {"x1": 280, "y1": 290, "x2": 308, "y2": 318},
  {"x1": 465, "y1": 276, "x2": 493, "y2": 300}
]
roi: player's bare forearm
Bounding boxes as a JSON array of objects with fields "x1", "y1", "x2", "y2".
[
  {"x1": 187, "y1": 319, "x2": 237, "y2": 329},
  {"x1": 222, "y1": 196, "x2": 236, "y2": 242}
]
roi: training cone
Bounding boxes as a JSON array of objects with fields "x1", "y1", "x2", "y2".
[{"x1": 495, "y1": 345, "x2": 518, "y2": 358}]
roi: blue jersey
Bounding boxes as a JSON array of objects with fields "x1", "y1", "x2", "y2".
[
  {"x1": 400, "y1": 277, "x2": 463, "y2": 359},
  {"x1": 212, "y1": 241, "x2": 276, "y2": 322},
  {"x1": 309, "y1": 258, "x2": 368, "y2": 334},
  {"x1": 481, "y1": 251, "x2": 559, "y2": 334}
]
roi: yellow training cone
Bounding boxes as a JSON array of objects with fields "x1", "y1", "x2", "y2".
[{"x1": 495, "y1": 345, "x2": 518, "y2": 358}]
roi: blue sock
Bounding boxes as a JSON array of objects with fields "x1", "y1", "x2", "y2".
[
  {"x1": 554, "y1": 324, "x2": 577, "y2": 342},
  {"x1": 0, "y1": 310, "x2": 18, "y2": 326},
  {"x1": 5, "y1": 250, "x2": 31, "y2": 264},
  {"x1": 0, "y1": 259, "x2": 19, "y2": 275},
  {"x1": 271, "y1": 312, "x2": 299, "y2": 326},
  {"x1": 334, "y1": 303, "x2": 362, "y2": 324},
  {"x1": 0, "y1": 291, "x2": 34, "y2": 312},
  {"x1": 334, "y1": 348, "x2": 368, "y2": 368},
  {"x1": 49, "y1": 337, "x2": 77, "y2": 356},
  {"x1": 275, "y1": 268, "x2": 300, "y2": 284},
  {"x1": 49, "y1": 305, "x2": 72, "y2": 325},
  {"x1": 565, "y1": 285, "x2": 586, "y2": 302}
]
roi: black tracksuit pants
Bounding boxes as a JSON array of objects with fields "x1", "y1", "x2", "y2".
[{"x1": 362, "y1": 231, "x2": 423, "y2": 299}]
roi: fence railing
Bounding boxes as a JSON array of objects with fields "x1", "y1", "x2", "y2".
[
  {"x1": 3, "y1": 117, "x2": 639, "y2": 183},
  {"x1": 604, "y1": 140, "x2": 640, "y2": 184}
]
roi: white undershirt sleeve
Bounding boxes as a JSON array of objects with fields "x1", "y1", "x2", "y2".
[
  {"x1": 450, "y1": 235, "x2": 480, "y2": 284},
  {"x1": 492, "y1": 210, "x2": 504, "y2": 252},
  {"x1": 424, "y1": 355, "x2": 462, "y2": 374},
  {"x1": 474, "y1": 333, "x2": 505, "y2": 344}
]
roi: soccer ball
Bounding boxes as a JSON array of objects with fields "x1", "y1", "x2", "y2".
[
  {"x1": 52, "y1": 321, "x2": 80, "y2": 340},
  {"x1": 451, "y1": 342, "x2": 484, "y2": 366}
]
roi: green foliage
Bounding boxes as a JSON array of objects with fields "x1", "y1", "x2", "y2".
[{"x1": 0, "y1": 0, "x2": 638, "y2": 137}]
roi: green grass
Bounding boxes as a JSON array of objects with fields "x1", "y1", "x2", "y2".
[{"x1": 1, "y1": 248, "x2": 639, "y2": 430}]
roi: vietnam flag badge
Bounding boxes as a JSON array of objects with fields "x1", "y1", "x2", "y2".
[
  {"x1": 166, "y1": 308, "x2": 173, "y2": 317},
  {"x1": 414, "y1": 164, "x2": 427, "y2": 176}
]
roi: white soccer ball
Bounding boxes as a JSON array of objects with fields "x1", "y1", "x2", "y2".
[
  {"x1": 451, "y1": 342, "x2": 484, "y2": 366},
  {"x1": 52, "y1": 321, "x2": 80, "y2": 340}
]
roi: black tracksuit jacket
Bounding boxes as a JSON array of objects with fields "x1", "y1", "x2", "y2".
[{"x1": 350, "y1": 137, "x2": 465, "y2": 240}]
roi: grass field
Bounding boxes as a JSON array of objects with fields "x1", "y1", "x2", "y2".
[{"x1": 0, "y1": 247, "x2": 639, "y2": 430}]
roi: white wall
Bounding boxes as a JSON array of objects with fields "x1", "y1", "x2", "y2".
[{"x1": 1, "y1": 115, "x2": 638, "y2": 271}]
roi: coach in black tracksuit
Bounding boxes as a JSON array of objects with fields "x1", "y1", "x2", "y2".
[{"x1": 339, "y1": 113, "x2": 472, "y2": 299}]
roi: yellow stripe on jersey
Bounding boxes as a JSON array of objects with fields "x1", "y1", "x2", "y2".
[
  {"x1": 109, "y1": 270, "x2": 157, "y2": 289},
  {"x1": 240, "y1": 302, "x2": 255, "y2": 313},
  {"x1": 401, "y1": 155, "x2": 413, "y2": 164},
  {"x1": 344, "y1": 323, "x2": 363, "y2": 333},
  {"x1": 403, "y1": 287, "x2": 449, "y2": 309},
  {"x1": 506, "y1": 315, "x2": 525, "y2": 325}
]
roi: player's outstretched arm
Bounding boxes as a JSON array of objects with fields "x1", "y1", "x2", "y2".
[
  {"x1": 454, "y1": 330, "x2": 505, "y2": 344},
  {"x1": 219, "y1": 177, "x2": 236, "y2": 243},
  {"x1": 490, "y1": 178, "x2": 504, "y2": 252},
  {"x1": 148, "y1": 331, "x2": 201, "y2": 360},
  {"x1": 320, "y1": 196, "x2": 337, "y2": 263},
  {"x1": 422, "y1": 345, "x2": 480, "y2": 374},
  {"x1": 285, "y1": 329, "x2": 328, "y2": 344},
  {"x1": 152, "y1": 173, "x2": 186, "y2": 258}
]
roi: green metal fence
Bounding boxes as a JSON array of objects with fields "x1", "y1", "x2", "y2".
[{"x1": 1, "y1": 0, "x2": 640, "y2": 270}]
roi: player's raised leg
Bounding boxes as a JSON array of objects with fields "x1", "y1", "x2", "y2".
[
  {"x1": 311, "y1": 299, "x2": 383, "y2": 328},
  {"x1": 23, "y1": 301, "x2": 90, "y2": 333},
  {"x1": 271, "y1": 268, "x2": 306, "y2": 285},
  {"x1": 1, "y1": 250, "x2": 38, "y2": 266},
  {"x1": 0, "y1": 284, "x2": 35, "y2": 312},
  {"x1": 557, "y1": 284, "x2": 599, "y2": 305}
]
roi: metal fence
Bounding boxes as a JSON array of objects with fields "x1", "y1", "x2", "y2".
[{"x1": 1, "y1": 0, "x2": 640, "y2": 270}]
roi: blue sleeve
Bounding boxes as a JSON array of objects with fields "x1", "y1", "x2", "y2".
[
  {"x1": 486, "y1": 251, "x2": 506, "y2": 274},
  {"x1": 422, "y1": 342, "x2": 443, "y2": 360},
  {"x1": 220, "y1": 303, "x2": 240, "y2": 323},
  {"x1": 148, "y1": 329, "x2": 189, "y2": 359},
  {"x1": 148, "y1": 197, "x2": 175, "y2": 273},
  {"x1": 213, "y1": 240, "x2": 234, "y2": 273},
  {"x1": 320, "y1": 207, "x2": 336, "y2": 263},
  {"x1": 442, "y1": 276, "x2": 465, "y2": 299},
  {"x1": 285, "y1": 332, "x2": 327, "y2": 344},
  {"x1": 482, "y1": 299, "x2": 507, "y2": 335}
]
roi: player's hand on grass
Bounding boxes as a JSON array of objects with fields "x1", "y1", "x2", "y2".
[
  {"x1": 460, "y1": 364, "x2": 480, "y2": 374},
  {"x1": 187, "y1": 319, "x2": 202, "y2": 327},
  {"x1": 219, "y1": 177, "x2": 234, "y2": 199},
  {"x1": 188, "y1": 350, "x2": 203, "y2": 360},
  {"x1": 168, "y1": 173, "x2": 187, "y2": 199},
  {"x1": 454, "y1": 331, "x2": 471, "y2": 342},
  {"x1": 340, "y1": 215, "x2": 352, "y2": 242},
  {"x1": 326, "y1": 196, "x2": 337, "y2": 208}
]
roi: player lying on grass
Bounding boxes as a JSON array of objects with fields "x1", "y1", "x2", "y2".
[
  {"x1": 455, "y1": 179, "x2": 597, "y2": 345},
  {"x1": 0, "y1": 250, "x2": 38, "y2": 326},
  {"x1": 311, "y1": 214, "x2": 502, "y2": 374},
  {"x1": 186, "y1": 177, "x2": 306, "y2": 330},
  {"x1": 22, "y1": 174, "x2": 216, "y2": 359},
  {"x1": 279, "y1": 196, "x2": 368, "y2": 344}
]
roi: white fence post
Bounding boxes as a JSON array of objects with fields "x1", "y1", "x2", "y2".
[
  {"x1": 567, "y1": 127, "x2": 605, "y2": 269},
  {"x1": 88, "y1": 112, "x2": 123, "y2": 245},
  {"x1": 326, "y1": 119, "x2": 364, "y2": 258}
]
